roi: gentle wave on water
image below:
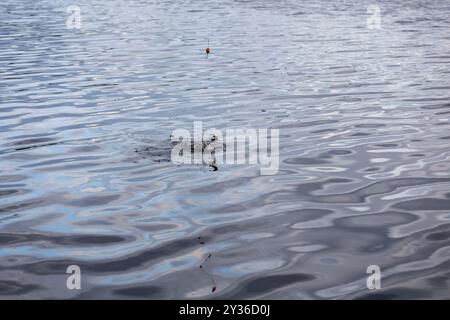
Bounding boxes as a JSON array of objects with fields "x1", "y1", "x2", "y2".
[{"x1": 1, "y1": 0, "x2": 450, "y2": 299}]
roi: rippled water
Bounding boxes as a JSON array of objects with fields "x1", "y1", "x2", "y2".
[{"x1": 1, "y1": 0, "x2": 450, "y2": 299}]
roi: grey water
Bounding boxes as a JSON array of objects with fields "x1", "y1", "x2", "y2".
[{"x1": 1, "y1": 0, "x2": 450, "y2": 299}]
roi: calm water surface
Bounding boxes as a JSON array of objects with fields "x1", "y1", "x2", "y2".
[{"x1": 1, "y1": 0, "x2": 450, "y2": 299}]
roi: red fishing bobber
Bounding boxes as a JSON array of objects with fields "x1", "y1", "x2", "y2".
[{"x1": 205, "y1": 47, "x2": 211, "y2": 54}]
